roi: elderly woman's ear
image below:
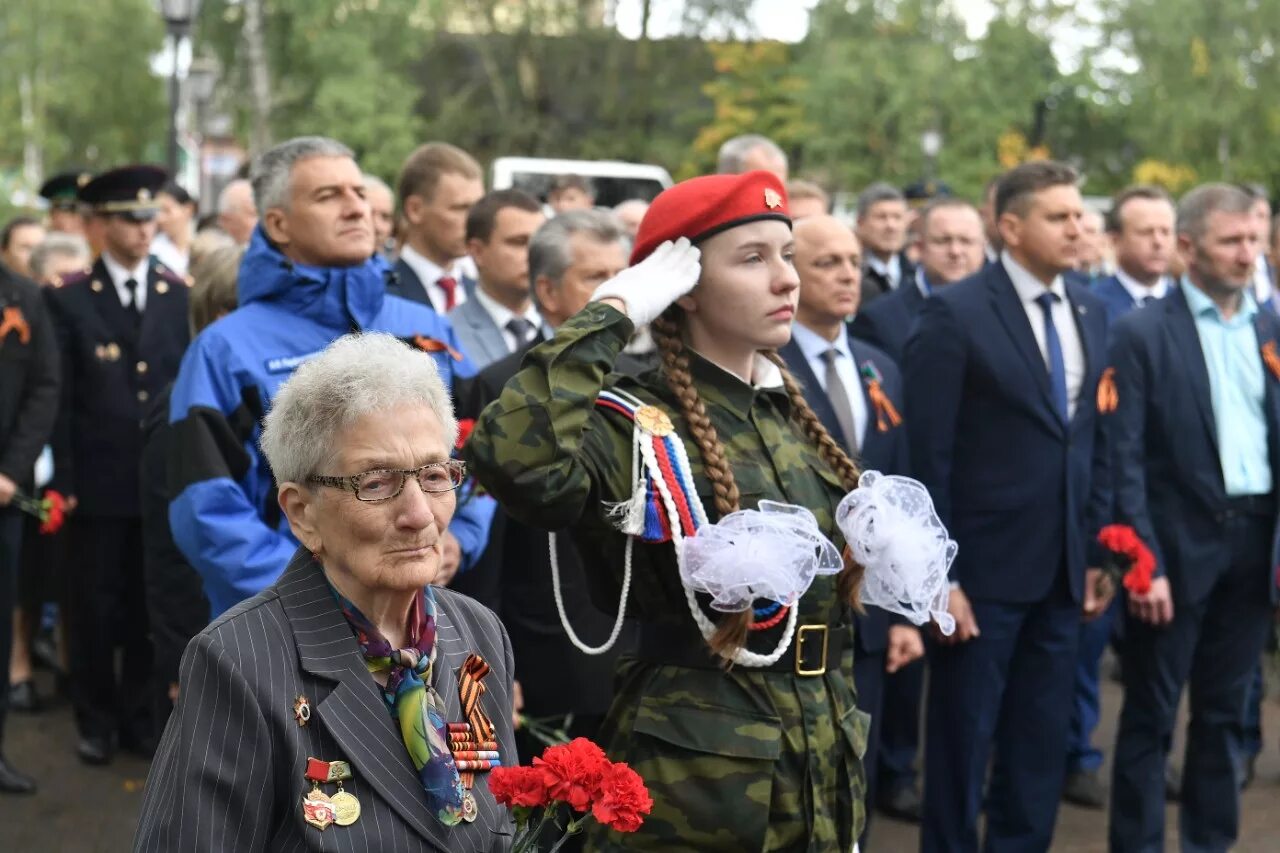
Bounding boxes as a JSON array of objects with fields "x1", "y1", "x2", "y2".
[{"x1": 278, "y1": 482, "x2": 322, "y2": 554}]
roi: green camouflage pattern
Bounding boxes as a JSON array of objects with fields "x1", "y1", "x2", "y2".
[{"x1": 466, "y1": 302, "x2": 867, "y2": 851}]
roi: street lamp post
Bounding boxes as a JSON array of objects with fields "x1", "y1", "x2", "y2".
[
  {"x1": 160, "y1": 0, "x2": 201, "y2": 175},
  {"x1": 920, "y1": 129, "x2": 943, "y2": 184}
]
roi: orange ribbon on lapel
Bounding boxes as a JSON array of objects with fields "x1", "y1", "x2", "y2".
[
  {"x1": 413, "y1": 334, "x2": 464, "y2": 362},
  {"x1": 0, "y1": 306, "x2": 30, "y2": 345},
  {"x1": 1097, "y1": 367, "x2": 1119, "y2": 414},
  {"x1": 859, "y1": 361, "x2": 903, "y2": 432},
  {"x1": 1263, "y1": 341, "x2": 1280, "y2": 383}
]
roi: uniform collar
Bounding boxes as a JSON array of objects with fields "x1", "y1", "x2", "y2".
[
  {"x1": 101, "y1": 250, "x2": 149, "y2": 290},
  {"x1": 686, "y1": 349, "x2": 789, "y2": 422}
]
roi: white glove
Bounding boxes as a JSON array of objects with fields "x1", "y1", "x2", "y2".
[{"x1": 590, "y1": 237, "x2": 701, "y2": 326}]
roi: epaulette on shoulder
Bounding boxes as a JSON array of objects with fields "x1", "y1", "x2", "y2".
[
  {"x1": 154, "y1": 262, "x2": 192, "y2": 288},
  {"x1": 55, "y1": 267, "x2": 94, "y2": 290}
]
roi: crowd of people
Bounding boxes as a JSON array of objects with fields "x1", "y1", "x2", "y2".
[{"x1": 0, "y1": 129, "x2": 1276, "y2": 852}]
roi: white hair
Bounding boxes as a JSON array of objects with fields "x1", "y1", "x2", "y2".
[
  {"x1": 216, "y1": 178, "x2": 255, "y2": 216},
  {"x1": 259, "y1": 333, "x2": 459, "y2": 485},
  {"x1": 250, "y1": 136, "x2": 354, "y2": 214},
  {"x1": 717, "y1": 134, "x2": 787, "y2": 175}
]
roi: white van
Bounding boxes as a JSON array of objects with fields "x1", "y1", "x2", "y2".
[{"x1": 490, "y1": 157, "x2": 673, "y2": 208}]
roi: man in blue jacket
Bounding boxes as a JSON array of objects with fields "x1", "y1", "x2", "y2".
[
  {"x1": 167, "y1": 137, "x2": 493, "y2": 618},
  {"x1": 906, "y1": 161, "x2": 1113, "y2": 852},
  {"x1": 1108, "y1": 183, "x2": 1278, "y2": 853}
]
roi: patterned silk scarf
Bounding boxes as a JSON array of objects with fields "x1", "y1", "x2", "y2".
[{"x1": 331, "y1": 584, "x2": 466, "y2": 826}]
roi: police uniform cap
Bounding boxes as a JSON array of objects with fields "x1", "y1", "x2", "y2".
[
  {"x1": 39, "y1": 169, "x2": 95, "y2": 210},
  {"x1": 903, "y1": 180, "x2": 953, "y2": 206},
  {"x1": 78, "y1": 165, "x2": 169, "y2": 222},
  {"x1": 630, "y1": 170, "x2": 791, "y2": 265}
]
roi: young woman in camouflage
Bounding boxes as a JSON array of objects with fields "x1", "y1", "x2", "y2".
[{"x1": 467, "y1": 171, "x2": 868, "y2": 851}]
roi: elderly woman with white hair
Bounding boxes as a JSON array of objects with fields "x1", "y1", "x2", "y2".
[{"x1": 135, "y1": 333, "x2": 516, "y2": 853}]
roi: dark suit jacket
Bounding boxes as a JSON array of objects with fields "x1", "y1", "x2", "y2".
[
  {"x1": 849, "y1": 279, "x2": 927, "y2": 364},
  {"x1": 45, "y1": 256, "x2": 189, "y2": 516},
  {"x1": 779, "y1": 334, "x2": 909, "y2": 656},
  {"x1": 388, "y1": 257, "x2": 478, "y2": 314},
  {"x1": 1109, "y1": 286, "x2": 1280, "y2": 606},
  {"x1": 453, "y1": 336, "x2": 643, "y2": 718},
  {"x1": 0, "y1": 265, "x2": 59, "y2": 488},
  {"x1": 904, "y1": 262, "x2": 1110, "y2": 604},
  {"x1": 135, "y1": 550, "x2": 516, "y2": 852},
  {"x1": 1091, "y1": 274, "x2": 1168, "y2": 326},
  {"x1": 860, "y1": 251, "x2": 915, "y2": 307}
]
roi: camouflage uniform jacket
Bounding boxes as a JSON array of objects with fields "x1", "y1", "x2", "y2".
[{"x1": 467, "y1": 303, "x2": 867, "y2": 851}]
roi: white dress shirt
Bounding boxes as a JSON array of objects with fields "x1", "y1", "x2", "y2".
[
  {"x1": 866, "y1": 252, "x2": 903, "y2": 290},
  {"x1": 1002, "y1": 252, "x2": 1085, "y2": 419},
  {"x1": 399, "y1": 244, "x2": 470, "y2": 314},
  {"x1": 472, "y1": 286, "x2": 543, "y2": 353},
  {"x1": 1115, "y1": 268, "x2": 1169, "y2": 307},
  {"x1": 102, "y1": 251, "x2": 151, "y2": 312},
  {"x1": 791, "y1": 321, "x2": 869, "y2": 446}
]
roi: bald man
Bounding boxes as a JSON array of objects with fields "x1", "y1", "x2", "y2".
[
  {"x1": 216, "y1": 179, "x2": 258, "y2": 245},
  {"x1": 779, "y1": 215, "x2": 921, "y2": 844},
  {"x1": 852, "y1": 199, "x2": 986, "y2": 363}
]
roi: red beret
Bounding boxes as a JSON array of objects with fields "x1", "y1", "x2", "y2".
[{"x1": 630, "y1": 170, "x2": 791, "y2": 265}]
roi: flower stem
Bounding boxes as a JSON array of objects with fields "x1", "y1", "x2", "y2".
[{"x1": 548, "y1": 815, "x2": 594, "y2": 852}]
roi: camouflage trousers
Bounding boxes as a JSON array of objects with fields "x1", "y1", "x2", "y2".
[{"x1": 585, "y1": 653, "x2": 868, "y2": 852}]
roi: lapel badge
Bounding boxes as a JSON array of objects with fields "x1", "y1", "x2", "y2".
[
  {"x1": 1261, "y1": 341, "x2": 1280, "y2": 383},
  {"x1": 91, "y1": 279, "x2": 104, "y2": 293},
  {"x1": 156, "y1": 281, "x2": 169, "y2": 295},
  {"x1": 1077, "y1": 304, "x2": 1087, "y2": 316},
  {"x1": 105, "y1": 342, "x2": 121, "y2": 362},
  {"x1": 94, "y1": 344, "x2": 107, "y2": 362},
  {"x1": 294, "y1": 694, "x2": 311, "y2": 726},
  {"x1": 764, "y1": 188, "x2": 783, "y2": 210},
  {"x1": 0, "y1": 306, "x2": 31, "y2": 345},
  {"x1": 302, "y1": 786, "x2": 336, "y2": 830},
  {"x1": 1097, "y1": 367, "x2": 1119, "y2": 414}
]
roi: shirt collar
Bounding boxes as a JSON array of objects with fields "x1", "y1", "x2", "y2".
[
  {"x1": 791, "y1": 320, "x2": 852, "y2": 364},
  {"x1": 1181, "y1": 276, "x2": 1258, "y2": 325},
  {"x1": 1114, "y1": 268, "x2": 1169, "y2": 304},
  {"x1": 915, "y1": 264, "x2": 936, "y2": 297},
  {"x1": 399, "y1": 244, "x2": 454, "y2": 287},
  {"x1": 866, "y1": 251, "x2": 901, "y2": 283},
  {"x1": 101, "y1": 251, "x2": 149, "y2": 290},
  {"x1": 472, "y1": 285, "x2": 541, "y2": 331},
  {"x1": 685, "y1": 349, "x2": 789, "y2": 422},
  {"x1": 1002, "y1": 250, "x2": 1065, "y2": 303}
]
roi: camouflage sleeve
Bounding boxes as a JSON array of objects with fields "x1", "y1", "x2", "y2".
[{"x1": 466, "y1": 302, "x2": 635, "y2": 532}]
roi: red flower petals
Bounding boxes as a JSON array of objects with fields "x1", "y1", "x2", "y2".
[
  {"x1": 489, "y1": 764, "x2": 550, "y2": 809},
  {"x1": 591, "y1": 762, "x2": 654, "y2": 834},
  {"x1": 1097, "y1": 524, "x2": 1156, "y2": 595},
  {"x1": 534, "y1": 737, "x2": 610, "y2": 812}
]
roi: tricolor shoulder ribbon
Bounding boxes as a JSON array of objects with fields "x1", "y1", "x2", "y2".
[
  {"x1": 595, "y1": 390, "x2": 702, "y2": 543},
  {"x1": 1097, "y1": 367, "x2": 1119, "y2": 414},
  {"x1": 859, "y1": 361, "x2": 902, "y2": 432},
  {"x1": 1262, "y1": 341, "x2": 1280, "y2": 383}
]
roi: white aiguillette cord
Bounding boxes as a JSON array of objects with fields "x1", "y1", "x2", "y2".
[{"x1": 549, "y1": 388, "x2": 796, "y2": 666}]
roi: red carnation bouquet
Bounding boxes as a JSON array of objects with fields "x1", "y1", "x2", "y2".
[
  {"x1": 455, "y1": 418, "x2": 476, "y2": 451},
  {"x1": 1096, "y1": 524, "x2": 1156, "y2": 595},
  {"x1": 11, "y1": 489, "x2": 68, "y2": 535},
  {"x1": 489, "y1": 737, "x2": 653, "y2": 852}
]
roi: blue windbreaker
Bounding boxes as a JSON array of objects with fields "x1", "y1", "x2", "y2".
[{"x1": 168, "y1": 228, "x2": 494, "y2": 616}]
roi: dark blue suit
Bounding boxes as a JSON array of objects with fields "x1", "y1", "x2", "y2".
[
  {"x1": 1067, "y1": 274, "x2": 1163, "y2": 777},
  {"x1": 905, "y1": 261, "x2": 1110, "y2": 852},
  {"x1": 779, "y1": 332, "x2": 908, "y2": 828},
  {"x1": 1108, "y1": 286, "x2": 1280, "y2": 852},
  {"x1": 387, "y1": 257, "x2": 477, "y2": 313},
  {"x1": 850, "y1": 278, "x2": 927, "y2": 364}
]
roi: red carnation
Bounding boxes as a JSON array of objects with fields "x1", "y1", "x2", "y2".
[
  {"x1": 1097, "y1": 524, "x2": 1156, "y2": 595},
  {"x1": 591, "y1": 762, "x2": 653, "y2": 834},
  {"x1": 40, "y1": 490, "x2": 67, "y2": 535},
  {"x1": 489, "y1": 764, "x2": 550, "y2": 809},
  {"x1": 455, "y1": 418, "x2": 476, "y2": 450},
  {"x1": 534, "y1": 737, "x2": 610, "y2": 812}
]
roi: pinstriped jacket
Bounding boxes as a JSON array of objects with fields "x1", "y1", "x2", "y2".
[{"x1": 134, "y1": 550, "x2": 516, "y2": 852}]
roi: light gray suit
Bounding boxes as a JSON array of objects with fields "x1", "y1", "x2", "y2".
[
  {"x1": 448, "y1": 296, "x2": 547, "y2": 370},
  {"x1": 135, "y1": 550, "x2": 516, "y2": 852}
]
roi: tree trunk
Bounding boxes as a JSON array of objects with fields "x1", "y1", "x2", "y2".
[{"x1": 243, "y1": 0, "x2": 272, "y2": 156}]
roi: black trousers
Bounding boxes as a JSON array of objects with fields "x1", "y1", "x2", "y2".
[
  {"x1": 66, "y1": 517, "x2": 153, "y2": 741},
  {"x1": 0, "y1": 508, "x2": 22, "y2": 741}
]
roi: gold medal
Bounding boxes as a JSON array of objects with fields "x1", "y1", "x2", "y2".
[
  {"x1": 461, "y1": 789, "x2": 479, "y2": 823},
  {"x1": 634, "y1": 405, "x2": 674, "y2": 437},
  {"x1": 331, "y1": 787, "x2": 361, "y2": 826},
  {"x1": 302, "y1": 785, "x2": 337, "y2": 830},
  {"x1": 156, "y1": 281, "x2": 169, "y2": 295}
]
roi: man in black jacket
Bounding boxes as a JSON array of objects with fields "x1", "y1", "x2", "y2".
[{"x1": 0, "y1": 258, "x2": 61, "y2": 794}]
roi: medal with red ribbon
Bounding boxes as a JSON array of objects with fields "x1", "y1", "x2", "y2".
[{"x1": 303, "y1": 758, "x2": 361, "y2": 829}]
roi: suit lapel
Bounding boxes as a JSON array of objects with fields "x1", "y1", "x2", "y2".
[
  {"x1": 1253, "y1": 313, "x2": 1280, "y2": 481},
  {"x1": 1065, "y1": 281, "x2": 1103, "y2": 429},
  {"x1": 463, "y1": 299, "x2": 506, "y2": 365},
  {"x1": 779, "y1": 339, "x2": 851, "y2": 452},
  {"x1": 987, "y1": 265, "x2": 1062, "y2": 433},
  {"x1": 392, "y1": 258, "x2": 432, "y2": 308},
  {"x1": 1166, "y1": 286, "x2": 1219, "y2": 451},
  {"x1": 276, "y1": 552, "x2": 456, "y2": 850}
]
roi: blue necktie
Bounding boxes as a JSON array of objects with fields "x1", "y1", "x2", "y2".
[{"x1": 1035, "y1": 292, "x2": 1068, "y2": 421}]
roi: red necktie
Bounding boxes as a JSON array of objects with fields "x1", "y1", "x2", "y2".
[{"x1": 437, "y1": 276, "x2": 458, "y2": 311}]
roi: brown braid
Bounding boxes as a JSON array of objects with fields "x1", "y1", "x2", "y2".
[
  {"x1": 762, "y1": 349, "x2": 866, "y2": 609},
  {"x1": 649, "y1": 311, "x2": 751, "y2": 657}
]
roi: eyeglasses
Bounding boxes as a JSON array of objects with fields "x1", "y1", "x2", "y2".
[{"x1": 307, "y1": 460, "x2": 467, "y2": 502}]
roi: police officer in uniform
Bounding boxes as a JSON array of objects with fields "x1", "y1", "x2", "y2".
[
  {"x1": 38, "y1": 170, "x2": 93, "y2": 237},
  {"x1": 44, "y1": 165, "x2": 190, "y2": 765}
]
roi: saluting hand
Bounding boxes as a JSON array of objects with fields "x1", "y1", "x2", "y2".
[
  {"x1": 591, "y1": 237, "x2": 702, "y2": 326},
  {"x1": 1128, "y1": 576, "x2": 1174, "y2": 626}
]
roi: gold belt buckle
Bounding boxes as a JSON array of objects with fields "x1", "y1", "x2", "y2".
[{"x1": 794, "y1": 624, "x2": 829, "y2": 677}]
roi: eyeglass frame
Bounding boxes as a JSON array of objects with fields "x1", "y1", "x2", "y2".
[{"x1": 306, "y1": 459, "x2": 468, "y2": 502}]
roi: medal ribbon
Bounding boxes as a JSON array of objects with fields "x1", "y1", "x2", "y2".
[
  {"x1": 455, "y1": 654, "x2": 497, "y2": 789},
  {"x1": 330, "y1": 583, "x2": 466, "y2": 826}
]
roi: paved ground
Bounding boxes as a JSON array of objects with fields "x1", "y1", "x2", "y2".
[{"x1": 8, "y1": 663, "x2": 1280, "y2": 851}]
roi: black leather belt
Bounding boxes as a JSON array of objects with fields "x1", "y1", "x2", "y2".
[{"x1": 634, "y1": 620, "x2": 849, "y2": 676}]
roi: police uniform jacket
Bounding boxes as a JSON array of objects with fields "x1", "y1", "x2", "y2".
[{"x1": 45, "y1": 256, "x2": 189, "y2": 516}]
